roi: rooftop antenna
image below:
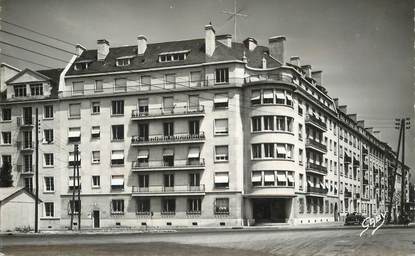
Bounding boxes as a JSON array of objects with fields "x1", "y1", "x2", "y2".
[{"x1": 223, "y1": 0, "x2": 248, "y2": 42}]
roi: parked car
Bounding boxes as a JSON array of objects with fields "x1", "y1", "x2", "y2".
[{"x1": 344, "y1": 212, "x2": 366, "y2": 225}]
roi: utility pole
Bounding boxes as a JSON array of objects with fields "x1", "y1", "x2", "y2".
[
  {"x1": 76, "y1": 145, "x2": 81, "y2": 230},
  {"x1": 70, "y1": 144, "x2": 77, "y2": 230},
  {"x1": 388, "y1": 119, "x2": 403, "y2": 223},
  {"x1": 400, "y1": 118, "x2": 411, "y2": 220},
  {"x1": 35, "y1": 108, "x2": 39, "y2": 233}
]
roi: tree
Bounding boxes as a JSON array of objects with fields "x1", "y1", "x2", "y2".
[{"x1": 0, "y1": 161, "x2": 13, "y2": 187}]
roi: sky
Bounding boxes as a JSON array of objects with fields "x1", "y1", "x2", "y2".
[{"x1": 1, "y1": 0, "x2": 414, "y2": 178}]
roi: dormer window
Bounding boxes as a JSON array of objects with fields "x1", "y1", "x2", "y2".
[
  {"x1": 73, "y1": 60, "x2": 92, "y2": 71},
  {"x1": 116, "y1": 56, "x2": 134, "y2": 67},
  {"x1": 30, "y1": 83, "x2": 43, "y2": 96},
  {"x1": 14, "y1": 85, "x2": 26, "y2": 97},
  {"x1": 158, "y1": 50, "x2": 190, "y2": 63}
]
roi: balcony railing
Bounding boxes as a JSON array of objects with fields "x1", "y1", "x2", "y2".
[
  {"x1": 132, "y1": 159, "x2": 205, "y2": 170},
  {"x1": 306, "y1": 186, "x2": 328, "y2": 195},
  {"x1": 131, "y1": 105, "x2": 205, "y2": 119},
  {"x1": 305, "y1": 162, "x2": 328, "y2": 175},
  {"x1": 305, "y1": 138, "x2": 327, "y2": 153},
  {"x1": 17, "y1": 117, "x2": 34, "y2": 127},
  {"x1": 344, "y1": 154, "x2": 352, "y2": 164},
  {"x1": 132, "y1": 185, "x2": 205, "y2": 194},
  {"x1": 19, "y1": 141, "x2": 34, "y2": 151},
  {"x1": 244, "y1": 73, "x2": 294, "y2": 84},
  {"x1": 305, "y1": 115, "x2": 327, "y2": 131},
  {"x1": 363, "y1": 178, "x2": 369, "y2": 185},
  {"x1": 344, "y1": 189, "x2": 352, "y2": 198},
  {"x1": 18, "y1": 164, "x2": 34, "y2": 174},
  {"x1": 353, "y1": 159, "x2": 360, "y2": 166},
  {"x1": 131, "y1": 133, "x2": 205, "y2": 145}
]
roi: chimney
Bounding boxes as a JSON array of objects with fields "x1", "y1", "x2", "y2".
[
  {"x1": 268, "y1": 36, "x2": 286, "y2": 64},
  {"x1": 333, "y1": 98, "x2": 339, "y2": 107},
  {"x1": 301, "y1": 65, "x2": 312, "y2": 78},
  {"x1": 137, "y1": 35, "x2": 147, "y2": 55},
  {"x1": 290, "y1": 56, "x2": 300, "y2": 67},
  {"x1": 357, "y1": 120, "x2": 365, "y2": 128},
  {"x1": 97, "y1": 39, "x2": 110, "y2": 61},
  {"x1": 75, "y1": 44, "x2": 86, "y2": 57},
  {"x1": 216, "y1": 34, "x2": 232, "y2": 48},
  {"x1": 205, "y1": 24, "x2": 216, "y2": 57},
  {"x1": 262, "y1": 56, "x2": 267, "y2": 69},
  {"x1": 243, "y1": 37, "x2": 257, "y2": 51},
  {"x1": 348, "y1": 114, "x2": 357, "y2": 122},
  {"x1": 339, "y1": 105, "x2": 347, "y2": 114},
  {"x1": 311, "y1": 71, "x2": 322, "y2": 86},
  {"x1": 365, "y1": 127, "x2": 374, "y2": 134}
]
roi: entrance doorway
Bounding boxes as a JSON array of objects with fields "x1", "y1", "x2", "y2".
[
  {"x1": 252, "y1": 198, "x2": 290, "y2": 223},
  {"x1": 93, "y1": 210, "x2": 100, "y2": 228}
]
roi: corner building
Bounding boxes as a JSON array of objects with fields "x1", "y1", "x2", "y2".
[{"x1": 0, "y1": 24, "x2": 410, "y2": 229}]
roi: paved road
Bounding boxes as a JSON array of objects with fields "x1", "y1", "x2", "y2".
[{"x1": 1, "y1": 228, "x2": 415, "y2": 255}]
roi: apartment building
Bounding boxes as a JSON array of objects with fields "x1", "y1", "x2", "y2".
[{"x1": 0, "y1": 24, "x2": 410, "y2": 229}]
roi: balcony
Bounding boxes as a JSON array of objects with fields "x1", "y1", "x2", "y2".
[
  {"x1": 362, "y1": 163, "x2": 369, "y2": 170},
  {"x1": 131, "y1": 133, "x2": 205, "y2": 146},
  {"x1": 344, "y1": 189, "x2": 352, "y2": 198},
  {"x1": 363, "y1": 178, "x2": 369, "y2": 185},
  {"x1": 17, "y1": 164, "x2": 34, "y2": 175},
  {"x1": 305, "y1": 138, "x2": 327, "y2": 153},
  {"x1": 131, "y1": 105, "x2": 205, "y2": 120},
  {"x1": 131, "y1": 185, "x2": 205, "y2": 196},
  {"x1": 18, "y1": 141, "x2": 34, "y2": 152},
  {"x1": 353, "y1": 158, "x2": 360, "y2": 167},
  {"x1": 132, "y1": 159, "x2": 205, "y2": 171},
  {"x1": 354, "y1": 193, "x2": 360, "y2": 199},
  {"x1": 305, "y1": 115, "x2": 327, "y2": 132},
  {"x1": 306, "y1": 186, "x2": 328, "y2": 196},
  {"x1": 244, "y1": 73, "x2": 295, "y2": 85},
  {"x1": 17, "y1": 117, "x2": 34, "y2": 128},
  {"x1": 344, "y1": 154, "x2": 352, "y2": 164},
  {"x1": 305, "y1": 162, "x2": 328, "y2": 175}
]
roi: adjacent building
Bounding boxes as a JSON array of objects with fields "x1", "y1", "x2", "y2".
[{"x1": 0, "y1": 24, "x2": 411, "y2": 229}]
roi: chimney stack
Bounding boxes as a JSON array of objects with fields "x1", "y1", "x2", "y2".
[
  {"x1": 357, "y1": 120, "x2": 365, "y2": 128},
  {"x1": 301, "y1": 65, "x2": 312, "y2": 78},
  {"x1": 262, "y1": 56, "x2": 267, "y2": 69},
  {"x1": 311, "y1": 71, "x2": 322, "y2": 86},
  {"x1": 243, "y1": 37, "x2": 257, "y2": 51},
  {"x1": 348, "y1": 114, "x2": 357, "y2": 122},
  {"x1": 137, "y1": 35, "x2": 147, "y2": 55},
  {"x1": 333, "y1": 98, "x2": 339, "y2": 107},
  {"x1": 339, "y1": 105, "x2": 347, "y2": 114},
  {"x1": 75, "y1": 44, "x2": 86, "y2": 57},
  {"x1": 97, "y1": 39, "x2": 110, "y2": 61},
  {"x1": 268, "y1": 36, "x2": 286, "y2": 64},
  {"x1": 290, "y1": 56, "x2": 301, "y2": 67},
  {"x1": 205, "y1": 24, "x2": 216, "y2": 57},
  {"x1": 216, "y1": 34, "x2": 232, "y2": 48}
]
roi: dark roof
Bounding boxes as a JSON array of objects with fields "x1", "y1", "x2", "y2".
[
  {"x1": 36, "y1": 68, "x2": 63, "y2": 99},
  {"x1": 67, "y1": 38, "x2": 281, "y2": 75}
]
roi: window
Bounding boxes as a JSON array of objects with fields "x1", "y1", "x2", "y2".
[
  {"x1": 44, "y1": 105, "x2": 53, "y2": 118},
  {"x1": 92, "y1": 102, "x2": 100, "y2": 114},
  {"x1": 251, "y1": 171, "x2": 262, "y2": 186},
  {"x1": 1, "y1": 132, "x2": 11, "y2": 145},
  {"x1": 161, "y1": 198, "x2": 176, "y2": 214},
  {"x1": 44, "y1": 202, "x2": 54, "y2": 217},
  {"x1": 111, "y1": 150, "x2": 124, "y2": 165},
  {"x1": 276, "y1": 116, "x2": 286, "y2": 131},
  {"x1": 111, "y1": 200, "x2": 124, "y2": 214},
  {"x1": 287, "y1": 172, "x2": 294, "y2": 186},
  {"x1": 44, "y1": 177, "x2": 54, "y2": 192},
  {"x1": 30, "y1": 83, "x2": 43, "y2": 96},
  {"x1": 163, "y1": 97, "x2": 174, "y2": 113},
  {"x1": 276, "y1": 171, "x2": 287, "y2": 186},
  {"x1": 140, "y1": 75, "x2": 151, "y2": 91},
  {"x1": 1, "y1": 155, "x2": 11, "y2": 166},
  {"x1": 298, "y1": 124, "x2": 303, "y2": 140},
  {"x1": 214, "y1": 198, "x2": 229, "y2": 214},
  {"x1": 92, "y1": 151, "x2": 100, "y2": 164},
  {"x1": 275, "y1": 90, "x2": 285, "y2": 104},
  {"x1": 72, "y1": 81, "x2": 84, "y2": 95},
  {"x1": 68, "y1": 152, "x2": 81, "y2": 167},
  {"x1": 44, "y1": 153, "x2": 54, "y2": 167},
  {"x1": 165, "y1": 73, "x2": 176, "y2": 89},
  {"x1": 190, "y1": 71, "x2": 202, "y2": 87},
  {"x1": 95, "y1": 80, "x2": 103, "y2": 92},
  {"x1": 263, "y1": 89, "x2": 274, "y2": 104},
  {"x1": 111, "y1": 125, "x2": 124, "y2": 141},
  {"x1": 251, "y1": 90, "x2": 261, "y2": 105},
  {"x1": 114, "y1": 78, "x2": 127, "y2": 92},
  {"x1": 111, "y1": 175, "x2": 124, "y2": 190},
  {"x1": 69, "y1": 200, "x2": 81, "y2": 214},
  {"x1": 1, "y1": 108, "x2": 11, "y2": 121},
  {"x1": 214, "y1": 93, "x2": 228, "y2": 109},
  {"x1": 214, "y1": 119, "x2": 228, "y2": 135},
  {"x1": 189, "y1": 173, "x2": 200, "y2": 187},
  {"x1": 189, "y1": 120, "x2": 200, "y2": 135},
  {"x1": 74, "y1": 61, "x2": 89, "y2": 70},
  {"x1": 136, "y1": 198, "x2": 150, "y2": 214},
  {"x1": 264, "y1": 143, "x2": 275, "y2": 158},
  {"x1": 138, "y1": 99, "x2": 149, "y2": 115},
  {"x1": 68, "y1": 176, "x2": 81, "y2": 190},
  {"x1": 116, "y1": 58, "x2": 131, "y2": 67},
  {"x1": 299, "y1": 149, "x2": 304, "y2": 165},
  {"x1": 286, "y1": 92, "x2": 293, "y2": 106},
  {"x1": 276, "y1": 144, "x2": 294, "y2": 159},
  {"x1": 264, "y1": 171, "x2": 275, "y2": 186},
  {"x1": 111, "y1": 100, "x2": 124, "y2": 115},
  {"x1": 69, "y1": 103, "x2": 81, "y2": 118},
  {"x1": 164, "y1": 174, "x2": 175, "y2": 188},
  {"x1": 68, "y1": 127, "x2": 81, "y2": 143},
  {"x1": 14, "y1": 85, "x2": 26, "y2": 97},
  {"x1": 263, "y1": 116, "x2": 274, "y2": 131},
  {"x1": 252, "y1": 117, "x2": 261, "y2": 132},
  {"x1": 138, "y1": 174, "x2": 149, "y2": 189},
  {"x1": 252, "y1": 144, "x2": 262, "y2": 159},
  {"x1": 299, "y1": 174, "x2": 304, "y2": 190},
  {"x1": 24, "y1": 177, "x2": 33, "y2": 193},
  {"x1": 137, "y1": 149, "x2": 149, "y2": 167},
  {"x1": 92, "y1": 176, "x2": 100, "y2": 188},
  {"x1": 159, "y1": 51, "x2": 188, "y2": 62},
  {"x1": 91, "y1": 126, "x2": 100, "y2": 139},
  {"x1": 188, "y1": 95, "x2": 199, "y2": 111},
  {"x1": 215, "y1": 68, "x2": 229, "y2": 84},
  {"x1": 215, "y1": 145, "x2": 229, "y2": 161},
  {"x1": 214, "y1": 172, "x2": 229, "y2": 188},
  {"x1": 187, "y1": 198, "x2": 202, "y2": 214},
  {"x1": 163, "y1": 122, "x2": 174, "y2": 137}
]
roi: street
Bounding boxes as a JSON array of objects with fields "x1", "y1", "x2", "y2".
[{"x1": 1, "y1": 227, "x2": 414, "y2": 256}]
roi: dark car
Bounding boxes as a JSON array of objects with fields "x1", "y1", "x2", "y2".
[{"x1": 344, "y1": 213, "x2": 366, "y2": 225}]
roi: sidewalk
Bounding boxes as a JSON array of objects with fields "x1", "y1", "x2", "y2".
[{"x1": 1, "y1": 222, "x2": 414, "y2": 236}]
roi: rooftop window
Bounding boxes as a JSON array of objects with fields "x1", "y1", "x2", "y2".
[
  {"x1": 73, "y1": 60, "x2": 92, "y2": 71},
  {"x1": 158, "y1": 50, "x2": 190, "y2": 62},
  {"x1": 116, "y1": 56, "x2": 134, "y2": 67}
]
